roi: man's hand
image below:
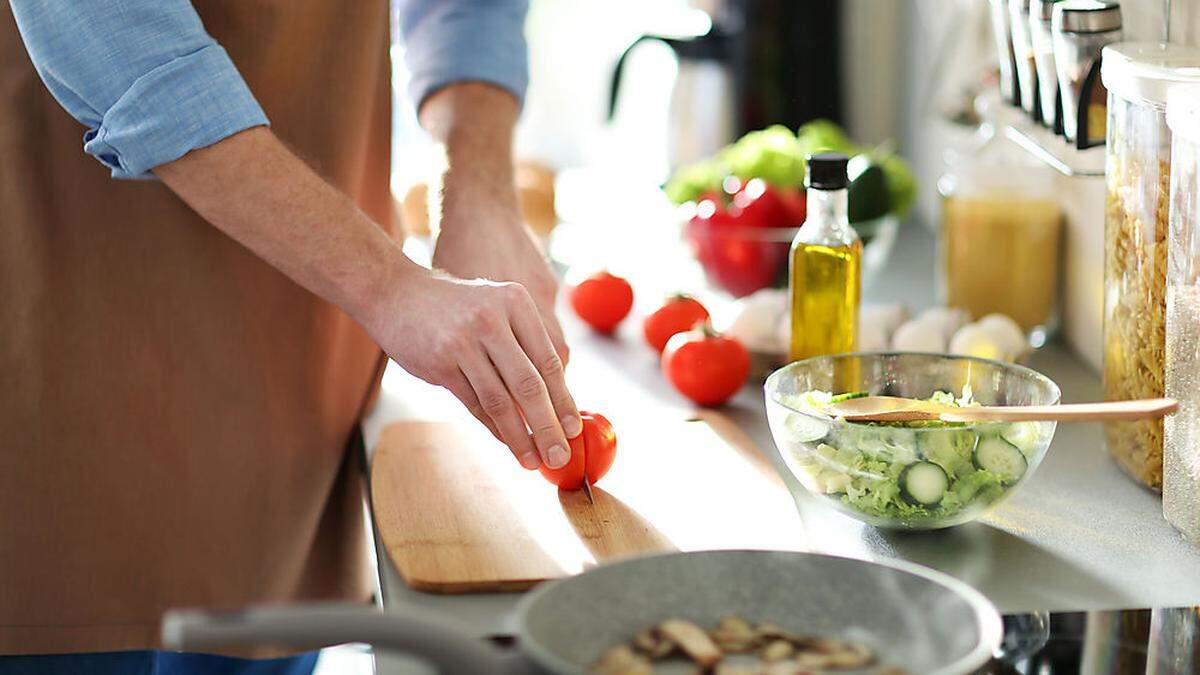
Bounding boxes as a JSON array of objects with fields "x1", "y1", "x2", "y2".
[
  {"x1": 419, "y1": 83, "x2": 569, "y2": 363},
  {"x1": 156, "y1": 127, "x2": 578, "y2": 469},
  {"x1": 366, "y1": 267, "x2": 580, "y2": 470}
]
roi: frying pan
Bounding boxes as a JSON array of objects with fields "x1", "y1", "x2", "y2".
[{"x1": 163, "y1": 550, "x2": 1002, "y2": 674}]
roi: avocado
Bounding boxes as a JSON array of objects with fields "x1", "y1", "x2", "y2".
[{"x1": 847, "y1": 156, "x2": 892, "y2": 223}]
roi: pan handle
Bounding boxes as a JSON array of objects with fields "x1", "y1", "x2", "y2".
[{"x1": 161, "y1": 603, "x2": 533, "y2": 674}]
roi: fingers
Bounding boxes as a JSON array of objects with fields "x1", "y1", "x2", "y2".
[
  {"x1": 539, "y1": 304, "x2": 571, "y2": 367},
  {"x1": 509, "y1": 293, "x2": 581, "y2": 440},
  {"x1": 483, "y1": 326, "x2": 573, "y2": 470},
  {"x1": 459, "y1": 350, "x2": 542, "y2": 470},
  {"x1": 443, "y1": 371, "x2": 502, "y2": 443}
]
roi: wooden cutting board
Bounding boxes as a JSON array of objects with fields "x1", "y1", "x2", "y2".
[{"x1": 370, "y1": 411, "x2": 807, "y2": 593}]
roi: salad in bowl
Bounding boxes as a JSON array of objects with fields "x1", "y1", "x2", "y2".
[{"x1": 765, "y1": 353, "x2": 1060, "y2": 529}]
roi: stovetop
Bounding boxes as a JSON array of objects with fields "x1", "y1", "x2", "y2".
[{"x1": 980, "y1": 607, "x2": 1200, "y2": 674}]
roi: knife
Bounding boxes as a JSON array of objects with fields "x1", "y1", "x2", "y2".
[{"x1": 582, "y1": 473, "x2": 595, "y2": 505}]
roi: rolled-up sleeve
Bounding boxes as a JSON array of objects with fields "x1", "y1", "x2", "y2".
[
  {"x1": 8, "y1": 1, "x2": 268, "y2": 179},
  {"x1": 398, "y1": 0, "x2": 529, "y2": 109}
]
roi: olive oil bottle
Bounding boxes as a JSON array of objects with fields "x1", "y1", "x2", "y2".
[{"x1": 789, "y1": 153, "x2": 862, "y2": 362}]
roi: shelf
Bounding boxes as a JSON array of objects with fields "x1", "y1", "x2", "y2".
[{"x1": 995, "y1": 104, "x2": 1105, "y2": 178}]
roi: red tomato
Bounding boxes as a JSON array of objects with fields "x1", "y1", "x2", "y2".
[
  {"x1": 732, "y1": 179, "x2": 801, "y2": 229},
  {"x1": 661, "y1": 325, "x2": 750, "y2": 407},
  {"x1": 569, "y1": 271, "x2": 633, "y2": 333},
  {"x1": 643, "y1": 294, "x2": 710, "y2": 352},
  {"x1": 779, "y1": 188, "x2": 807, "y2": 225},
  {"x1": 683, "y1": 204, "x2": 788, "y2": 297},
  {"x1": 538, "y1": 411, "x2": 617, "y2": 491}
]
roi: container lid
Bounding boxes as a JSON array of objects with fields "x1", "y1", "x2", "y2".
[
  {"x1": 1167, "y1": 85, "x2": 1200, "y2": 145},
  {"x1": 1032, "y1": 0, "x2": 1063, "y2": 22},
  {"x1": 1052, "y1": 0, "x2": 1121, "y2": 33},
  {"x1": 1102, "y1": 42, "x2": 1200, "y2": 108},
  {"x1": 806, "y1": 153, "x2": 849, "y2": 190}
]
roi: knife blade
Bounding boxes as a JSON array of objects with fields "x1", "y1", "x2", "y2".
[{"x1": 582, "y1": 474, "x2": 595, "y2": 505}]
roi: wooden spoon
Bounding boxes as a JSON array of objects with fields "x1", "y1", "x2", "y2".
[{"x1": 824, "y1": 396, "x2": 1178, "y2": 423}]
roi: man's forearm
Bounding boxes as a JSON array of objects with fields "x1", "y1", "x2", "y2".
[
  {"x1": 154, "y1": 126, "x2": 411, "y2": 329},
  {"x1": 419, "y1": 82, "x2": 522, "y2": 233}
]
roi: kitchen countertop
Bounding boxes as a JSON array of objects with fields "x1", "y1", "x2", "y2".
[{"x1": 362, "y1": 215, "x2": 1200, "y2": 671}]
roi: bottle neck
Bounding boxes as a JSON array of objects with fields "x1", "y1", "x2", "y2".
[{"x1": 800, "y1": 186, "x2": 855, "y2": 245}]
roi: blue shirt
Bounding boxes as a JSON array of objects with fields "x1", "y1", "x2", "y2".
[{"x1": 7, "y1": 0, "x2": 529, "y2": 179}]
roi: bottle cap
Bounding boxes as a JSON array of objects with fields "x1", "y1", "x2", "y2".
[{"x1": 806, "y1": 153, "x2": 849, "y2": 190}]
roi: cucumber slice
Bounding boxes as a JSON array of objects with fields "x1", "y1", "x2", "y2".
[
  {"x1": 829, "y1": 391, "x2": 869, "y2": 403},
  {"x1": 900, "y1": 462, "x2": 949, "y2": 506},
  {"x1": 974, "y1": 435, "x2": 1028, "y2": 481},
  {"x1": 1001, "y1": 422, "x2": 1042, "y2": 456},
  {"x1": 784, "y1": 412, "x2": 830, "y2": 443},
  {"x1": 918, "y1": 429, "x2": 978, "y2": 477}
]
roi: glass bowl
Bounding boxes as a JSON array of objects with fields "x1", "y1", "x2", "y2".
[
  {"x1": 764, "y1": 352, "x2": 1061, "y2": 530},
  {"x1": 682, "y1": 214, "x2": 899, "y2": 298}
]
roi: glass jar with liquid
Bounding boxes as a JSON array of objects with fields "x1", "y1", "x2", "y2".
[
  {"x1": 788, "y1": 153, "x2": 861, "y2": 362},
  {"x1": 938, "y1": 132, "x2": 1063, "y2": 343}
]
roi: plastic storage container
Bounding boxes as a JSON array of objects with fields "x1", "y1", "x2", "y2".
[
  {"x1": 1164, "y1": 85, "x2": 1200, "y2": 542},
  {"x1": 938, "y1": 133, "x2": 1062, "y2": 340},
  {"x1": 1100, "y1": 43, "x2": 1200, "y2": 490}
]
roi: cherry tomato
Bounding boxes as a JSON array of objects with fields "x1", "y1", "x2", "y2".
[
  {"x1": 643, "y1": 294, "x2": 710, "y2": 353},
  {"x1": 731, "y1": 179, "x2": 802, "y2": 229},
  {"x1": 569, "y1": 271, "x2": 633, "y2": 333},
  {"x1": 539, "y1": 411, "x2": 617, "y2": 491},
  {"x1": 661, "y1": 324, "x2": 750, "y2": 407}
]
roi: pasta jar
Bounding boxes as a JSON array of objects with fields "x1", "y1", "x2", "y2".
[
  {"x1": 1100, "y1": 43, "x2": 1200, "y2": 490},
  {"x1": 1165, "y1": 85, "x2": 1200, "y2": 541}
]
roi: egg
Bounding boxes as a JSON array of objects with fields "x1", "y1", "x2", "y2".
[
  {"x1": 976, "y1": 313, "x2": 1030, "y2": 360},
  {"x1": 915, "y1": 307, "x2": 970, "y2": 343},
  {"x1": 949, "y1": 323, "x2": 1007, "y2": 361},
  {"x1": 891, "y1": 318, "x2": 947, "y2": 352},
  {"x1": 727, "y1": 288, "x2": 789, "y2": 351}
]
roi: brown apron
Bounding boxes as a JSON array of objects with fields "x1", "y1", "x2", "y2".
[{"x1": 0, "y1": 1, "x2": 395, "y2": 656}]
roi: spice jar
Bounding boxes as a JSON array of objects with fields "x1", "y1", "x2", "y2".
[
  {"x1": 1010, "y1": 0, "x2": 1041, "y2": 120},
  {"x1": 990, "y1": 0, "x2": 1021, "y2": 106},
  {"x1": 1100, "y1": 42, "x2": 1200, "y2": 491},
  {"x1": 938, "y1": 132, "x2": 1062, "y2": 341},
  {"x1": 1164, "y1": 85, "x2": 1200, "y2": 541},
  {"x1": 1031, "y1": 0, "x2": 1063, "y2": 131},
  {"x1": 1052, "y1": 0, "x2": 1122, "y2": 147}
]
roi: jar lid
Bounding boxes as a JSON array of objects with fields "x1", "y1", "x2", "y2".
[
  {"x1": 1167, "y1": 85, "x2": 1200, "y2": 145},
  {"x1": 1052, "y1": 0, "x2": 1121, "y2": 33},
  {"x1": 1032, "y1": 0, "x2": 1063, "y2": 22},
  {"x1": 1102, "y1": 42, "x2": 1200, "y2": 108}
]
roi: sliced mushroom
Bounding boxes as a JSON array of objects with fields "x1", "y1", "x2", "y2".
[
  {"x1": 632, "y1": 627, "x2": 675, "y2": 659},
  {"x1": 760, "y1": 639, "x2": 795, "y2": 662},
  {"x1": 658, "y1": 618, "x2": 724, "y2": 668},
  {"x1": 823, "y1": 641, "x2": 874, "y2": 669},
  {"x1": 711, "y1": 615, "x2": 761, "y2": 653},
  {"x1": 589, "y1": 645, "x2": 653, "y2": 675},
  {"x1": 794, "y1": 651, "x2": 839, "y2": 669}
]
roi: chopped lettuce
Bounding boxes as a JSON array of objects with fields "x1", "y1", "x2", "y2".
[{"x1": 782, "y1": 388, "x2": 1029, "y2": 525}]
